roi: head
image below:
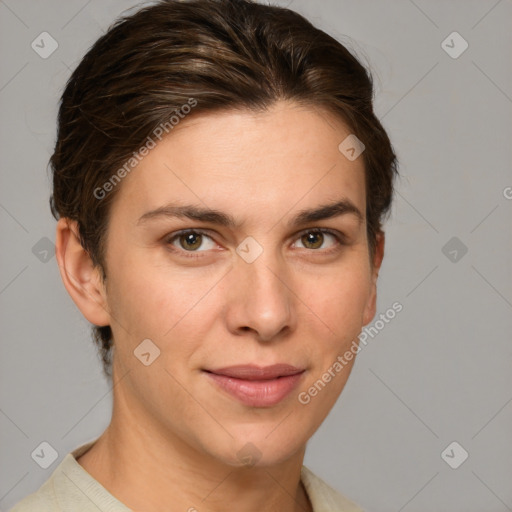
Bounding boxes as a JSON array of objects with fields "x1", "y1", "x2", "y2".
[{"x1": 53, "y1": 0, "x2": 397, "y2": 467}]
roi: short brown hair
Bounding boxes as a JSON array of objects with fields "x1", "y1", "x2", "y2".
[{"x1": 50, "y1": 0, "x2": 398, "y2": 379}]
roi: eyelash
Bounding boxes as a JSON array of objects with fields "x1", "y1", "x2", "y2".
[{"x1": 164, "y1": 228, "x2": 346, "y2": 259}]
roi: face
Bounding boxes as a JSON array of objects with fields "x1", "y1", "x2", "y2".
[{"x1": 84, "y1": 101, "x2": 382, "y2": 467}]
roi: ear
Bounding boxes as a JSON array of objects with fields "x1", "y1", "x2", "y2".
[
  {"x1": 362, "y1": 231, "x2": 385, "y2": 326},
  {"x1": 55, "y1": 218, "x2": 111, "y2": 327}
]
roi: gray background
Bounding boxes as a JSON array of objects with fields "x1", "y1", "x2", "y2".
[{"x1": 1, "y1": 1, "x2": 511, "y2": 511}]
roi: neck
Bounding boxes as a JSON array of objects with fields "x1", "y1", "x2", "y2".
[{"x1": 77, "y1": 392, "x2": 312, "y2": 512}]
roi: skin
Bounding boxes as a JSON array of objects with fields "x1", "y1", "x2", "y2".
[{"x1": 56, "y1": 100, "x2": 384, "y2": 512}]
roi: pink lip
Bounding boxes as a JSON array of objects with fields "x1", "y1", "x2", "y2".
[{"x1": 204, "y1": 364, "x2": 305, "y2": 407}]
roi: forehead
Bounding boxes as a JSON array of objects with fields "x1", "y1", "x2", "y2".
[{"x1": 109, "y1": 101, "x2": 366, "y2": 224}]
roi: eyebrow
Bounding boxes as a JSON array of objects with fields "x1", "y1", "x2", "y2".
[{"x1": 137, "y1": 199, "x2": 364, "y2": 229}]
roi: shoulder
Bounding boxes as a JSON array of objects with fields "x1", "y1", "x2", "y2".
[
  {"x1": 301, "y1": 465, "x2": 365, "y2": 512},
  {"x1": 8, "y1": 477, "x2": 57, "y2": 512},
  {"x1": 9, "y1": 441, "x2": 95, "y2": 512},
  {"x1": 9, "y1": 439, "x2": 131, "y2": 512}
]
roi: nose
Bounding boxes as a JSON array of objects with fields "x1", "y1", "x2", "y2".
[{"x1": 225, "y1": 248, "x2": 297, "y2": 342}]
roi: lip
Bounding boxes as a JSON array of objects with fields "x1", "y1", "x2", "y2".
[{"x1": 204, "y1": 364, "x2": 305, "y2": 407}]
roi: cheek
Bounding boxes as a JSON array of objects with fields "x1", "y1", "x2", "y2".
[
  {"x1": 105, "y1": 254, "x2": 222, "y2": 373},
  {"x1": 106, "y1": 253, "x2": 196, "y2": 330},
  {"x1": 297, "y1": 266, "x2": 369, "y2": 412},
  {"x1": 302, "y1": 259, "x2": 372, "y2": 334}
]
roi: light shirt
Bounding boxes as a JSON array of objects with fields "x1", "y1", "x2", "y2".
[{"x1": 10, "y1": 440, "x2": 364, "y2": 512}]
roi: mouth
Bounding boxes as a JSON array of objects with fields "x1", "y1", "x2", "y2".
[{"x1": 203, "y1": 364, "x2": 305, "y2": 407}]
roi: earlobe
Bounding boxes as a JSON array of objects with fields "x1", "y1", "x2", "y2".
[
  {"x1": 362, "y1": 231, "x2": 385, "y2": 326},
  {"x1": 55, "y1": 218, "x2": 111, "y2": 327}
]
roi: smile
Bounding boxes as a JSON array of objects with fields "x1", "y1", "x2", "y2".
[{"x1": 203, "y1": 364, "x2": 306, "y2": 407}]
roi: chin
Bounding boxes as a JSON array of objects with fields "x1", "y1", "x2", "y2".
[{"x1": 200, "y1": 426, "x2": 308, "y2": 469}]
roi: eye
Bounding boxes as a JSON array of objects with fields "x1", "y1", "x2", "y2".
[
  {"x1": 166, "y1": 229, "x2": 217, "y2": 252},
  {"x1": 292, "y1": 229, "x2": 343, "y2": 251},
  {"x1": 164, "y1": 227, "x2": 345, "y2": 259}
]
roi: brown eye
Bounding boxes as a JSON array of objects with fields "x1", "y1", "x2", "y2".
[
  {"x1": 166, "y1": 230, "x2": 216, "y2": 253},
  {"x1": 179, "y1": 232, "x2": 203, "y2": 251},
  {"x1": 293, "y1": 229, "x2": 342, "y2": 251},
  {"x1": 301, "y1": 231, "x2": 324, "y2": 249}
]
